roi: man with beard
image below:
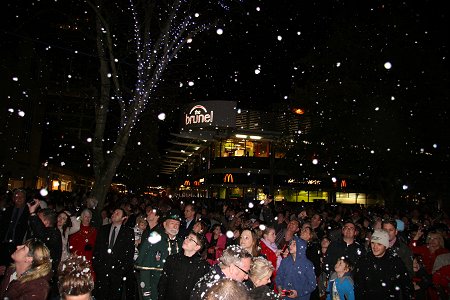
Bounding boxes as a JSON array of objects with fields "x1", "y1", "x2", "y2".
[{"x1": 135, "y1": 209, "x2": 182, "y2": 300}]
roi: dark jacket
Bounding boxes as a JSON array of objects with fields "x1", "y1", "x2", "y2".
[
  {"x1": 190, "y1": 264, "x2": 227, "y2": 300},
  {"x1": 158, "y1": 252, "x2": 210, "y2": 300},
  {"x1": 93, "y1": 224, "x2": 135, "y2": 300},
  {"x1": 389, "y1": 237, "x2": 414, "y2": 278},
  {"x1": 29, "y1": 214, "x2": 62, "y2": 274},
  {"x1": 354, "y1": 251, "x2": 413, "y2": 299},
  {"x1": 323, "y1": 239, "x2": 365, "y2": 274},
  {"x1": 0, "y1": 206, "x2": 30, "y2": 266},
  {"x1": 0, "y1": 266, "x2": 50, "y2": 299}
]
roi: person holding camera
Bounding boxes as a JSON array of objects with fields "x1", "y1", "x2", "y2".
[{"x1": 276, "y1": 237, "x2": 317, "y2": 299}]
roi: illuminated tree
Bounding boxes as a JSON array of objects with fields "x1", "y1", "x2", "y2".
[{"x1": 87, "y1": 0, "x2": 237, "y2": 208}]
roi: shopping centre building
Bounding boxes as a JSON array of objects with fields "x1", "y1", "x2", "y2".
[{"x1": 162, "y1": 100, "x2": 382, "y2": 205}]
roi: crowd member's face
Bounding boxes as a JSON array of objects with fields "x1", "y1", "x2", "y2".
[
  {"x1": 287, "y1": 220, "x2": 299, "y2": 233},
  {"x1": 11, "y1": 244, "x2": 31, "y2": 264},
  {"x1": 213, "y1": 226, "x2": 222, "y2": 235},
  {"x1": 300, "y1": 227, "x2": 312, "y2": 241},
  {"x1": 264, "y1": 229, "x2": 276, "y2": 244},
  {"x1": 64, "y1": 293, "x2": 91, "y2": 300},
  {"x1": 81, "y1": 213, "x2": 92, "y2": 226},
  {"x1": 427, "y1": 234, "x2": 441, "y2": 249},
  {"x1": 182, "y1": 234, "x2": 200, "y2": 252},
  {"x1": 111, "y1": 209, "x2": 125, "y2": 224},
  {"x1": 371, "y1": 242, "x2": 387, "y2": 257},
  {"x1": 342, "y1": 223, "x2": 356, "y2": 240},
  {"x1": 289, "y1": 239, "x2": 297, "y2": 254},
  {"x1": 164, "y1": 219, "x2": 180, "y2": 236},
  {"x1": 146, "y1": 208, "x2": 159, "y2": 223},
  {"x1": 240, "y1": 230, "x2": 254, "y2": 250},
  {"x1": 193, "y1": 222, "x2": 203, "y2": 233},
  {"x1": 382, "y1": 223, "x2": 397, "y2": 241},
  {"x1": 138, "y1": 221, "x2": 148, "y2": 231},
  {"x1": 321, "y1": 238, "x2": 330, "y2": 249},
  {"x1": 311, "y1": 214, "x2": 321, "y2": 227},
  {"x1": 334, "y1": 259, "x2": 348, "y2": 274},
  {"x1": 230, "y1": 257, "x2": 251, "y2": 282},
  {"x1": 253, "y1": 274, "x2": 271, "y2": 287},
  {"x1": 184, "y1": 205, "x2": 195, "y2": 220},
  {"x1": 14, "y1": 191, "x2": 26, "y2": 208},
  {"x1": 57, "y1": 213, "x2": 68, "y2": 228}
]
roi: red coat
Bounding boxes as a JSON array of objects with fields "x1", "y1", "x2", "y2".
[
  {"x1": 0, "y1": 266, "x2": 50, "y2": 299},
  {"x1": 259, "y1": 239, "x2": 279, "y2": 292},
  {"x1": 69, "y1": 224, "x2": 97, "y2": 262},
  {"x1": 433, "y1": 265, "x2": 450, "y2": 297},
  {"x1": 409, "y1": 241, "x2": 449, "y2": 274}
]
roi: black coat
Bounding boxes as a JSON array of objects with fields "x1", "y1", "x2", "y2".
[
  {"x1": 0, "y1": 206, "x2": 30, "y2": 266},
  {"x1": 93, "y1": 224, "x2": 135, "y2": 300},
  {"x1": 190, "y1": 264, "x2": 226, "y2": 300},
  {"x1": 323, "y1": 238, "x2": 366, "y2": 274},
  {"x1": 179, "y1": 218, "x2": 195, "y2": 239},
  {"x1": 158, "y1": 252, "x2": 210, "y2": 300},
  {"x1": 354, "y1": 251, "x2": 413, "y2": 299}
]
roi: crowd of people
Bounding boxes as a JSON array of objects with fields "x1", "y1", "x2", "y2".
[{"x1": 0, "y1": 188, "x2": 449, "y2": 300}]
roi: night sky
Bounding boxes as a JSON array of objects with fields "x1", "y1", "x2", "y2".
[{"x1": 1, "y1": 0, "x2": 449, "y2": 195}]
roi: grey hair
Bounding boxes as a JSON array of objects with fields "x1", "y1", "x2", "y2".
[
  {"x1": 81, "y1": 208, "x2": 92, "y2": 218},
  {"x1": 219, "y1": 245, "x2": 252, "y2": 268}
]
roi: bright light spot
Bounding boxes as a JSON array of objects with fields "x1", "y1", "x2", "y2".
[
  {"x1": 384, "y1": 62, "x2": 392, "y2": 69},
  {"x1": 370, "y1": 150, "x2": 375, "y2": 154},
  {"x1": 86, "y1": 137, "x2": 92, "y2": 143},
  {"x1": 8, "y1": 108, "x2": 14, "y2": 113},
  {"x1": 391, "y1": 96, "x2": 395, "y2": 101},
  {"x1": 188, "y1": 81, "x2": 194, "y2": 86},
  {"x1": 68, "y1": 75, "x2": 72, "y2": 78},
  {"x1": 179, "y1": 82, "x2": 183, "y2": 87},
  {"x1": 259, "y1": 224, "x2": 266, "y2": 231},
  {"x1": 248, "y1": 202, "x2": 254, "y2": 209},
  {"x1": 137, "y1": 142, "x2": 141, "y2": 146},
  {"x1": 40, "y1": 189, "x2": 48, "y2": 197},
  {"x1": 61, "y1": 162, "x2": 66, "y2": 166},
  {"x1": 277, "y1": 35, "x2": 282, "y2": 41},
  {"x1": 148, "y1": 232, "x2": 162, "y2": 244},
  {"x1": 158, "y1": 113, "x2": 166, "y2": 121},
  {"x1": 375, "y1": 107, "x2": 379, "y2": 111},
  {"x1": 254, "y1": 69, "x2": 260, "y2": 74},
  {"x1": 336, "y1": 62, "x2": 341, "y2": 67},
  {"x1": 187, "y1": 38, "x2": 192, "y2": 43},
  {"x1": 226, "y1": 231, "x2": 234, "y2": 238},
  {"x1": 114, "y1": 59, "x2": 118, "y2": 62},
  {"x1": 312, "y1": 158, "x2": 318, "y2": 165},
  {"x1": 433, "y1": 144, "x2": 437, "y2": 148},
  {"x1": 18, "y1": 110, "x2": 25, "y2": 117},
  {"x1": 12, "y1": 77, "x2": 18, "y2": 81},
  {"x1": 107, "y1": 73, "x2": 112, "y2": 78},
  {"x1": 194, "y1": 13, "x2": 199, "y2": 17},
  {"x1": 216, "y1": 28, "x2": 223, "y2": 35},
  {"x1": 297, "y1": 31, "x2": 301, "y2": 35},
  {"x1": 107, "y1": 249, "x2": 112, "y2": 254},
  {"x1": 402, "y1": 185, "x2": 408, "y2": 190},
  {"x1": 331, "y1": 177, "x2": 337, "y2": 183}
]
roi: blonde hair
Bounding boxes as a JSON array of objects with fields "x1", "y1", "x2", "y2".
[
  {"x1": 17, "y1": 239, "x2": 52, "y2": 283},
  {"x1": 427, "y1": 232, "x2": 445, "y2": 248},
  {"x1": 249, "y1": 256, "x2": 274, "y2": 282}
]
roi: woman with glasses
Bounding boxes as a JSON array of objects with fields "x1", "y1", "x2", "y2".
[
  {"x1": 158, "y1": 232, "x2": 209, "y2": 300},
  {"x1": 0, "y1": 238, "x2": 52, "y2": 299}
]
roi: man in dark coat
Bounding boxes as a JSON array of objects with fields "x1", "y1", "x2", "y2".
[
  {"x1": 0, "y1": 189, "x2": 30, "y2": 267},
  {"x1": 179, "y1": 204, "x2": 197, "y2": 239},
  {"x1": 28, "y1": 200, "x2": 62, "y2": 298},
  {"x1": 158, "y1": 231, "x2": 210, "y2": 300},
  {"x1": 354, "y1": 229, "x2": 413, "y2": 299},
  {"x1": 93, "y1": 208, "x2": 135, "y2": 300},
  {"x1": 323, "y1": 221, "x2": 366, "y2": 274}
]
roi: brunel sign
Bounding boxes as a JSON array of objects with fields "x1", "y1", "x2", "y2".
[
  {"x1": 185, "y1": 105, "x2": 214, "y2": 126},
  {"x1": 181, "y1": 101, "x2": 237, "y2": 130}
]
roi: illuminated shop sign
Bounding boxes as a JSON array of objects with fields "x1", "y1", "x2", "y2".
[
  {"x1": 181, "y1": 101, "x2": 237, "y2": 130},
  {"x1": 224, "y1": 173, "x2": 234, "y2": 183},
  {"x1": 288, "y1": 179, "x2": 322, "y2": 185},
  {"x1": 184, "y1": 180, "x2": 190, "y2": 186}
]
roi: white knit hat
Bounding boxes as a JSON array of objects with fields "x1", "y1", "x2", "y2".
[{"x1": 371, "y1": 229, "x2": 389, "y2": 248}]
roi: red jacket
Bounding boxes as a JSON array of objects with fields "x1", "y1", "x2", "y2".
[{"x1": 0, "y1": 266, "x2": 50, "y2": 299}]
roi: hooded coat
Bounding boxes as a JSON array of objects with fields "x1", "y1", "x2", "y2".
[{"x1": 276, "y1": 236, "x2": 317, "y2": 300}]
